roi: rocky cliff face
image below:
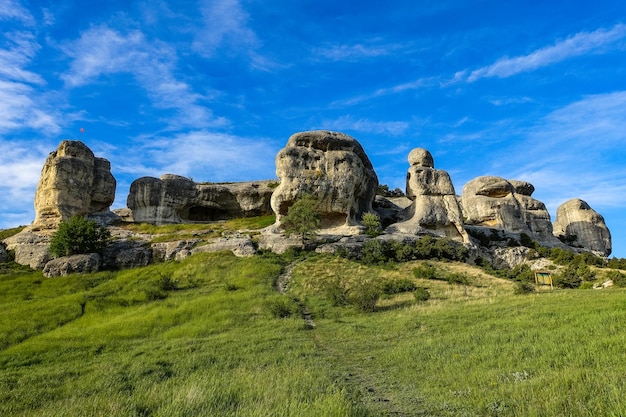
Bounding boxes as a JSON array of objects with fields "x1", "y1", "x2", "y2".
[
  {"x1": 553, "y1": 198, "x2": 612, "y2": 256},
  {"x1": 386, "y1": 148, "x2": 468, "y2": 243},
  {"x1": 270, "y1": 130, "x2": 378, "y2": 234},
  {"x1": 127, "y1": 175, "x2": 275, "y2": 224},
  {"x1": 32, "y1": 140, "x2": 116, "y2": 231}
]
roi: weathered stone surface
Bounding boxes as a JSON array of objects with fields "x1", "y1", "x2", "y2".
[
  {"x1": 32, "y1": 141, "x2": 116, "y2": 231},
  {"x1": 373, "y1": 195, "x2": 412, "y2": 227},
  {"x1": 127, "y1": 175, "x2": 274, "y2": 224},
  {"x1": 270, "y1": 130, "x2": 378, "y2": 235},
  {"x1": 191, "y1": 235, "x2": 256, "y2": 257},
  {"x1": 152, "y1": 240, "x2": 200, "y2": 262},
  {"x1": 0, "y1": 242, "x2": 9, "y2": 263},
  {"x1": 102, "y1": 240, "x2": 152, "y2": 269},
  {"x1": 386, "y1": 148, "x2": 469, "y2": 243},
  {"x1": 553, "y1": 198, "x2": 612, "y2": 256},
  {"x1": 3, "y1": 230, "x2": 51, "y2": 269},
  {"x1": 462, "y1": 176, "x2": 526, "y2": 232},
  {"x1": 43, "y1": 253, "x2": 101, "y2": 278},
  {"x1": 461, "y1": 176, "x2": 561, "y2": 246}
]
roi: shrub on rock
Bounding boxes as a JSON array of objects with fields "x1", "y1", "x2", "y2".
[{"x1": 49, "y1": 215, "x2": 111, "y2": 257}]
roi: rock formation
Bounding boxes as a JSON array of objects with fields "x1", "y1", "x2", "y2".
[
  {"x1": 553, "y1": 198, "x2": 612, "y2": 256},
  {"x1": 270, "y1": 130, "x2": 378, "y2": 234},
  {"x1": 461, "y1": 176, "x2": 561, "y2": 247},
  {"x1": 386, "y1": 148, "x2": 469, "y2": 243},
  {"x1": 32, "y1": 140, "x2": 116, "y2": 231},
  {"x1": 127, "y1": 175, "x2": 275, "y2": 224}
]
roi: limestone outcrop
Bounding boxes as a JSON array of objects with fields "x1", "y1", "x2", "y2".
[
  {"x1": 127, "y1": 175, "x2": 275, "y2": 224},
  {"x1": 43, "y1": 253, "x2": 101, "y2": 278},
  {"x1": 553, "y1": 198, "x2": 612, "y2": 256},
  {"x1": 32, "y1": 140, "x2": 116, "y2": 231},
  {"x1": 461, "y1": 176, "x2": 560, "y2": 246},
  {"x1": 386, "y1": 148, "x2": 469, "y2": 243},
  {"x1": 270, "y1": 130, "x2": 378, "y2": 234}
]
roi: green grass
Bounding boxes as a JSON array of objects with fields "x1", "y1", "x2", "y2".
[
  {"x1": 0, "y1": 226, "x2": 26, "y2": 240},
  {"x1": 119, "y1": 215, "x2": 276, "y2": 243},
  {"x1": 2, "y1": 251, "x2": 626, "y2": 416}
]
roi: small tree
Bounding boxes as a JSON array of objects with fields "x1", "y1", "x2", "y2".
[
  {"x1": 361, "y1": 212, "x2": 382, "y2": 237},
  {"x1": 49, "y1": 215, "x2": 111, "y2": 257},
  {"x1": 281, "y1": 194, "x2": 320, "y2": 243}
]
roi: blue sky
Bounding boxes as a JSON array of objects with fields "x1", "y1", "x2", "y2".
[{"x1": 1, "y1": 0, "x2": 626, "y2": 257}]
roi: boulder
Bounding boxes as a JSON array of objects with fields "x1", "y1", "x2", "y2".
[
  {"x1": 3, "y1": 230, "x2": 51, "y2": 269},
  {"x1": 191, "y1": 235, "x2": 256, "y2": 257},
  {"x1": 127, "y1": 175, "x2": 274, "y2": 224},
  {"x1": 372, "y1": 195, "x2": 412, "y2": 227},
  {"x1": 152, "y1": 239, "x2": 200, "y2": 262},
  {"x1": 102, "y1": 240, "x2": 153, "y2": 270},
  {"x1": 462, "y1": 176, "x2": 527, "y2": 233},
  {"x1": 32, "y1": 140, "x2": 116, "y2": 231},
  {"x1": 43, "y1": 253, "x2": 101, "y2": 278},
  {"x1": 553, "y1": 198, "x2": 612, "y2": 256},
  {"x1": 270, "y1": 130, "x2": 378, "y2": 235},
  {"x1": 386, "y1": 148, "x2": 469, "y2": 243},
  {"x1": 461, "y1": 176, "x2": 561, "y2": 247}
]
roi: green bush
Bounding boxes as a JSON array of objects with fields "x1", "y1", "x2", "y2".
[
  {"x1": 362, "y1": 212, "x2": 382, "y2": 237},
  {"x1": 266, "y1": 297, "x2": 297, "y2": 318},
  {"x1": 348, "y1": 278, "x2": 381, "y2": 312},
  {"x1": 361, "y1": 240, "x2": 393, "y2": 265},
  {"x1": 49, "y1": 215, "x2": 111, "y2": 257},
  {"x1": 514, "y1": 281, "x2": 536, "y2": 294},
  {"x1": 281, "y1": 194, "x2": 320, "y2": 243},
  {"x1": 553, "y1": 265, "x2": 582, "y2": 289},
  {"x1": 382, "y1": 278, "x2": 418, "y2": 295},
  {"x1": 412, "y1": 263, "x2": 437, "y2": 280},
  {"x1": 322, "y1": 276, "x2": 349, "y2": 306},
  {"x1": 413, "y1": 287, "x2": 431, "y2": 302},
  {"x1": 606, "y1": 270, "x2": 626, "y2": 287}
]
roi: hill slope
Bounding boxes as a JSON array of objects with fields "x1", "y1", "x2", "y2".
[{"x1": 1, "y1": 251, "x2": 626, "y2": 416}]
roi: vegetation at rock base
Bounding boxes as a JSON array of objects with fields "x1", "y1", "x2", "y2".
[
  {"x1": 361, "y1": 212, "x2": 382, "y2": 237},
  {"x1": 49, "y1": 215, "x2": 111, "y2": 257},
  {"x1": 281, "y1": 194, "x2": 320, "y2": 243},
  {"x1": 2, "y1": 229, "x2": 626, "y2": 415}
]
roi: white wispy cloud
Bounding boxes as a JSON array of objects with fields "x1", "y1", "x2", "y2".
[
  {"x1": 322, "y1": 115, "x2": 410, "y2": 136},
  {"x1": 313, "y1": 40, "x2": 404, "y2": 61},
  {"x1": 61, "y1": 25, "x2": 227, "y2": 129},
  {"x1": 332, "y1": 76, "x2": 436, "y2": 107},
  {"x1": 468, "y1": 23, "x2": 626, "y2": 82},
  {"x1": 0, "y1": 139, "x2": 53, "y2": 228},
  {"x1": 117, "y1": 131, "x2": 278, "y2": 182},
  {"x1": 0, "y1": 14, "x2": 60, "y2": 133},
  {"x1": 492, "y1": 91, "x2": 626, "y2": 211},
  {"x1": 0, "y1": 0, "x2": 34, "y2": 25},
  {"x1": 193, "y1": 0, "x2": 258, "y2": 57}
]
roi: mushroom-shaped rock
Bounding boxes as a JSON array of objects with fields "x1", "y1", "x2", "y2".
[
  {"x1": 32, "y1": 140, "x2": 116, "y2": 231},
  {"x1": 270, "y1": 131, "x2": 378, "y2": 234},
  {"x1": 462, "y1": 176, "x2": 528, "y2": 233},
  {"x1": 127, "y1": 175, "x2": 275, "y2": 225},
  {"x1": 386, "y1": 148, "x2": 468, "y2": 243},
  {"x1": 553, "y1": 198, "x2": 612, "y2": 256}
]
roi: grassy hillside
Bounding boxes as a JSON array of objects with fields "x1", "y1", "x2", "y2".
[{"x1": 1, "y1": 249, "x2": 626, "y2": 416}]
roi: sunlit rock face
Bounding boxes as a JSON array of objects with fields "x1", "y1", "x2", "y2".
[
  {"x1": 32, "y1": 140, "x2": 116, "y2": 231},
  {"x1": 461, "y1": 176, "x2": 562, "y2": 247},
  {"x1": 553, "y1": 198, "x2": 612, "y2": 256},
  {"x1": 127, "y1": 174, "x2": 274, "y2": 225},
  {"x1": 270, "y1": 130, "x2": 378, "y2": 235},
  {"x1": 386, "y1": 148, "x2": 468, "y2": 243}
]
